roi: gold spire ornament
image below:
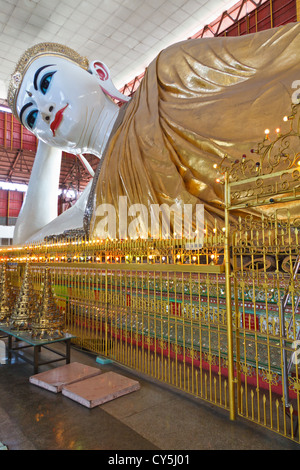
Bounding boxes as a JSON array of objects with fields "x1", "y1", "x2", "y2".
[
  {"x1": 0, "y1": 263, "x2": 15, "y2": 324},
  {"x1": 10, "y1": 262, "x2": 37, "y2": 331},
  {"x1": 31, "y1": 264, "x2": 65, "y2": 339},
  {"x1": 7, "y1": 42, "x2": 89, "y2": 120}
]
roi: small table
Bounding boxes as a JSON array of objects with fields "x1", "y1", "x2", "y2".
[{"x1": 0, "y1": 324, "x2": 76, "y2": 374}]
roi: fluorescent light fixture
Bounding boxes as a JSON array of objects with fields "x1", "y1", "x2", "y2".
[
  {"x1": 0, "y1": 106, "x2": 12, "y2": 113},
  {"x1": 0, "y1": 182, "x2": 27, "y2": 192}
]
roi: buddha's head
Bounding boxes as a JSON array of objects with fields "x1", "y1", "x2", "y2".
[{"x1": 7, "y1": 43, "x2": 129, "y2": 152}]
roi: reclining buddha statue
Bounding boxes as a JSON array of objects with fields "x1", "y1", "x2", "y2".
[{"x1": 7, "y1": 21, "x2": 300, "y2": 245}]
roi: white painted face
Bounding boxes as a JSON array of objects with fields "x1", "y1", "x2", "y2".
[{"x1": 16, "y1": 56, "x2": 106, "y2": 152}]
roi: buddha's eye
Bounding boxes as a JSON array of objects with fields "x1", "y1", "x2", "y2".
[
  {"x1": 26, "y1": 109, "x2": 38, "y2": 129},
  {"x1": 40, "y1": 71, "x2": 56, "y2": 95}
]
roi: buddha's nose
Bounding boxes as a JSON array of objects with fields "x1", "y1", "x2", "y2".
[{"x1": 41, "y1": 103, "x2": 55, "y2": 124}]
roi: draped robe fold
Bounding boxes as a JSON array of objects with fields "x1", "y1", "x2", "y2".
[{"x1": 87, "y1": 22, "x2": 300, "y2": 238}]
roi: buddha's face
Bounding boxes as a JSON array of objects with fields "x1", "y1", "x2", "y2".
[{"x1": 16, "y1": 56, "x2": 106, "y2": 152}]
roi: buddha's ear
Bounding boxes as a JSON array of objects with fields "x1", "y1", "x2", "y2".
[{"x1": 88, "y1": 60, "x2": 130, "y2": 102}]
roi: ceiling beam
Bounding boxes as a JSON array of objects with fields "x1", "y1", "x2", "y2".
[{"x1": 6, "y1": 150, "x2": 22, "y2": 181}]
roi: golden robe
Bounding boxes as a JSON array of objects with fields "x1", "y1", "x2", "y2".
[{"x1": 86, "y1": 22, "x2": 300, "y2": 238}]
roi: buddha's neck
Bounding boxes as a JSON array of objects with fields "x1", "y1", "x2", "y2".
[{"x1": 76, "y1": 98, "x2": 119, "y2": 158}]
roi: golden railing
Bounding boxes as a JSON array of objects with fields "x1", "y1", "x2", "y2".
[
  {"x1": 2, "y1": 100, "x2": 300, "y2": 443},
  {"x1": 227, "y1": 212, "x2": 300, "y2": 440},
  {"x1": 3, "y1": 218, "x2": 300, "y2": 442},
  {"x1": 0, "y1": 232, "x2": 232, "y2": 412},
  {"x1": 218, "y1": 99, "x2": 300, "y2": 442},
  {"x1": 2, "y1": 206, "x2": 300, "y2": 441},
  {"x1": 3, "y1": 214, "x2": 300, "y2": 442}
]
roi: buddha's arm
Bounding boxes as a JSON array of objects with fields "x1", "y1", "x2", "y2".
[{"x1": 13, "y1": 140, "x2": 62, "y2": 245}]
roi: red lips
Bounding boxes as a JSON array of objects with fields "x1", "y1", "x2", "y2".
[{"x1": 50, "y1": 104, "x2": 68, "y2": 137}]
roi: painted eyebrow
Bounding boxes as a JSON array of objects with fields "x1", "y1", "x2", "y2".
[
  {"x1": 19, "y1": 101, "x2": 33, "y2": 125},
  {"x1": 33, "y1": 64, "x2": 55, "y2": 90}
]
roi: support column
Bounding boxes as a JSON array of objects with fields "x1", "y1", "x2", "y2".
[
  {"x1": 224, "y1": 172, "x2": 236, "y2": 420},
  {"x1": 297, "y1": 0, "x2": 300, "y2": 21}
]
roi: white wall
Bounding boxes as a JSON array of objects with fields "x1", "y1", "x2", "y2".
[{"x1": 0, "y1": 225, "x2": 14, "y2": 245}]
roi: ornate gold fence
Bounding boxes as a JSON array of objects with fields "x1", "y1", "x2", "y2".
[
  {"x1": 225, "y1": 212, "x2": 300, "y2": 441},
  {"x1": 2, "y1": 101, "x2": 300, "y2": 444},
  {"x1": 1, "y1": 210, "x2": 300, "y2": 441},
  {"x1": 220, "y1": 99, "x2": 300, "y2": 442},
  {"x1": 1, "y1": 231, "x2": 232, "y2": 412}
]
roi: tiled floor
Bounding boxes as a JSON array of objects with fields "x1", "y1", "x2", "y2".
[{"x1": 0, "y1": 341, "x2": 299, "y2": 451}]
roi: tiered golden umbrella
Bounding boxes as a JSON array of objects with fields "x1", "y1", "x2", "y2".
[
  {"x1": 31, "y1": 264, "x2": 65, "y2": 339},
  {"x1": 10, "y1": 262, "x2": 37, "y2": 331},
  {"x1": 0, "y1": 263, "x2": 15, "y2": 324}
]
